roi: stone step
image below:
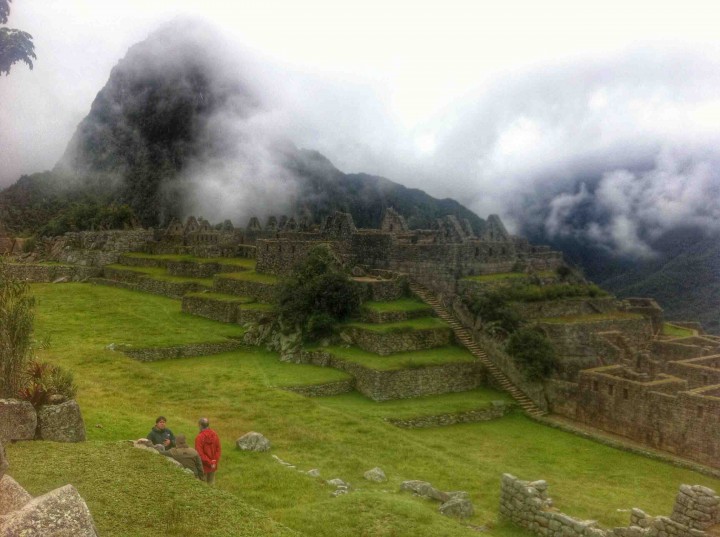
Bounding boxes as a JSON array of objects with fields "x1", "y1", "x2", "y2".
[{"x1": 409, "y1": 280, "x2": 547, "y2": 417}]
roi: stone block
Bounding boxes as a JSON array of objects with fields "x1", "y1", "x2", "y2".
[
  {"x1": 0, "y1": 475, "x2": 32, "y2": 515},
  {"x1": 439, "y1": 496, "x2": 474, "y2": 518},
  {"x1": 36, "y1": 400, "x2": 86, "y2": 442},
  {"x1": 0, "y1": 400, "x2": 37, "y2": 442},
  {"x1": 0, "y1": 484, "x2": 98, "y2": 536},
  {"x1": 363, "y1": 467, "x2": 387, "y2": 483}
]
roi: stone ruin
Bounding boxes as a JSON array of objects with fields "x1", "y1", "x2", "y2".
[{"x1": 500, "y1": 474, "x2": 720, "y2": 537}]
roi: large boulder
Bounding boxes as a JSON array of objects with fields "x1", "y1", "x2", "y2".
[
  {"x1": 0, "y1": 475, "x2": 32, "y2": 515},
  {"x1": 364, "y1": 467, "x2": 387, "y2": 483},
  {"x1": 439, "y1": 496, "x2": 475, "y2": 518},
  {"x1": 0, "y1": 484, "x2": 98, "y2": 536},
  {"x1": 0, "y1": 400, "x2": 36, "y2": 442},
  {"x1": 400, "y1": 480, "x2": 449, "y2": 502},
  {"x1": 36, "y1": 400, "x2": 86, "y2": 442},
  {"x1": 236, "y1": 431, "x2": 271, "y2": 452}
]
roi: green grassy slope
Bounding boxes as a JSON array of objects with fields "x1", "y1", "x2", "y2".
[{"x1": 7, "y1": 283, "x2": 720, "y2": 537}]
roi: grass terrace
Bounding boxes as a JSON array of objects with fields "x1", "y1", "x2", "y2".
[
  {"x1": 123, "y1": 252, "x2": 256, "y2": 268},
  {"x1": 320, "y1": 345, "x2": 476, "y2": 371},
  {"x1": 662, "y1": 323, "x2": 697, "y2": 337},
  {"x1": 104, "y1": 264, "x2": 214, "y2": 286},
  {"x1": 185, "y1": 292, "x2": 256, "y2": 304},
  {"x1": 32, "y1": 283, "x2": 245, "y2": 347},
  {"x1": 536, "y1": 312, "x2": 645, "y2": 324},
  {"x1": 343, "y1": 317, "x2": 449, "y2": 333},
  {"x1": 317, "y1": 389, "x2": 512, "y2": 421},
  {"x1": 218, "y1": 270, "x2": 281, "y2": 284},
  {"x1": 10, "y1": 283, "x2": 720, "y2": 537},
  {"x1": 362, "y1": 298, "x2": 432, "y2": 313}
]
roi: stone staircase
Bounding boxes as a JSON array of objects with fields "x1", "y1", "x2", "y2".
[{"x1": 409, "y1": 282, "x2": 547, "y2": 417}]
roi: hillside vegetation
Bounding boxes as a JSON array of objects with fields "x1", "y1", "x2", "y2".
[{"x1": 6, "y1": 283, "x2": 720, "y2": 537}]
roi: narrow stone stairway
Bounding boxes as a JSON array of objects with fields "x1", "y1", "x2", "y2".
[{"x1": 409, "y1": 282, "x2": 547, "y2": 417}]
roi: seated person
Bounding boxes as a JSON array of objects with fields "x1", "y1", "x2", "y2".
[
  {"x1": 163, "y1": 434, "x2": 204, "y2": 479},
  {"x1": 147, "y1": 416, "x2": 175, "y2": 450}
]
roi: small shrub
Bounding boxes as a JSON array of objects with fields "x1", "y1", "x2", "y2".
[
  {"x1": 18, "y1": 360, "x2": 77, "y2": 408},
  {"x1": 506, "y1": 328, "x2": 558, "y2": 381}
]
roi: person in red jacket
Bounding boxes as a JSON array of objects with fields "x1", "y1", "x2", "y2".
[{"x1": 195, "y1": 417, "x2": 221, "y2": 485}]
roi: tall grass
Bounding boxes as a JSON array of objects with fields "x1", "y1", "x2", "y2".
[{"x1": 0, "y1": 261, "x2": 34, "y2": 398}]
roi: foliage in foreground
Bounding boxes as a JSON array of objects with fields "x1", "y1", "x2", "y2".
[{"x1": 0, "y1": 260, "x2": 34, "y2": 398}]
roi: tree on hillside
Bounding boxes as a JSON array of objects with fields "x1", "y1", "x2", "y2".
[
  {"x1": 277, "y1": 245, "x2": 361, "y2": 341},
  {"x1": 0, "y1": 0, "x2": 36, "y2": 76}
]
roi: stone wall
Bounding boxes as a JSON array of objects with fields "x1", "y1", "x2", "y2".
[
  {"x1": 4, "y1": 264, "x2": 102, "y2": 283},
  {"x1": 386, "y1": 401, "x2": 513, "y2": 428},
  {"x1": 181, "y1": 295, "x2": 243, "y2": 323},
  {"x1": 341, "y1": 325, "x2": 452, "y2": 356},
  {"x1": 293, "y1": 350, "x2": 486, "y2": 401},
  {"x1": 52, "y1": 230, "x2": 154, "y2": 266},
  {"x1": 355, "y1": 276, "x2": 409, "y2": 302},
  {"x1": 509, "y1": 298, "x2": 620, "y2": 320},
  {"x1": 117, "y1": 340, "x2": 247, "y2": 362},
  {"x1": 572, "y1": 365, "x2": 720, "y2": 468},
  {"x1": 538, "y1": 317, "x2": 654, "y2": 380},
  {"x1": 256, "y1": 239, "x2": 334, "y2": 276},
  {"x1": 213, "y1": 276, "x2": 279, "y2": 303},
  {"x1": 281, "y1": 379, "x2": 355, "y2": 397},
  {"x1": 360, "y1": 306, "x2": 432, "y2": 324},
  {"x1": 500, "y1": 474, "x2": 719, "y2": 537}
]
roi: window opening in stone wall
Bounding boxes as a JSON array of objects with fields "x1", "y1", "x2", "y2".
[
  {"x1": 623, "y1": 388, "x2": 629, "y2": 400},
  {"x1": 475, "y1": 247, "x2": 479, "y2": 258},
  {"x1": 291, "y1": 245, "x2": 296, "y2": 254},
  {"x1": 608, "y1": 384, "x2": 614, "y2": 396},
  {"x1": 488, "y1": 247, "x2": 493, "y2": 256}
]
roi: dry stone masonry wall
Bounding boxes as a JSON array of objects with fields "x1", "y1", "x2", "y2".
[{"x1": 500, "y1": 474, "x2": 720, "y2": 537}]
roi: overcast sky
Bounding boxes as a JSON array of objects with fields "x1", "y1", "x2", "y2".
[{"x1": 1, "y1": 0, "x2": 719, "y2": 255}]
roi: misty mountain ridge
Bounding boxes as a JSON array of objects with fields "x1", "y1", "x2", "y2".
[
  {"x1": 1, "y1": 19, "x2": 716, "y2": 333},
  {"x1": 43, "y1": 19, "x2": 484, "y2": 233}
]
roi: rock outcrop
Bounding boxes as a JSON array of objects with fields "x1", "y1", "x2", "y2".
[{"x1": 0, "y1": 484, "x2": 98, "y2": 537}]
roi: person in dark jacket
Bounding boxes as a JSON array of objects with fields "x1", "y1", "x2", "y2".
[
  {"x1": 195, "y1": 417, "x2": 221, "y2": 485},
  {"x1": 163, "y1": 434, "x2": 203, "y2": 479},
  {"x1": 147, "y1": 416, "x2": 175, "y2": 450}
]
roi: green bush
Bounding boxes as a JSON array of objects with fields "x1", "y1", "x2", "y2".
[
  {"x1": 505, "y1": 328, "x2": 558, "y2": 381},
  {"x1": 277, "y1": 245, "x2": 361, "y2": 342},
  {"x1": 463, "y1": 291, "x2": 521, "y2": 336}
]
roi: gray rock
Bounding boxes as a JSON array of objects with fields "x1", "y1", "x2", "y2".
[
  {"x1": 0, "y1": 442, "x2": 7, "y2": 480},
  {"x1": 235, "y1": 431, "x2": 271, "y2": 452},
  {"x1": 326, "y1": 478, "x2": 347, "y2": 487},
  {"x1": 0, "y1": 475, "x2": 32, "y2": 515},
  {"x1": 0, "y1": 484, "x2": 98, "y2": 536},
  {"x1": 364, "y1": 467, "x2": 387, "y2": 483},
  {"x1": 306, "y1": 469, "x2": 321, "y2": 478},
  {"x1": 0, "y1": 399, "x2": 37, "y2": 443},
  {"x1": 36, "y1": 400, "x2": 86, "y2": 442},
  {"x1": 439, "y1": 496, "x2": 475, "y2": 518},
  {"x1": 132, "y1": 438, "x2": 153, "y2": 449},
  {"x1": 400, "y1": 480, "x2": 449, "y2": 502}
]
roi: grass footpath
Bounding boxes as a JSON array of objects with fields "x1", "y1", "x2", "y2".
[{"x1": 8, "y1": 283, "x2": 720, "y2": 537}]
